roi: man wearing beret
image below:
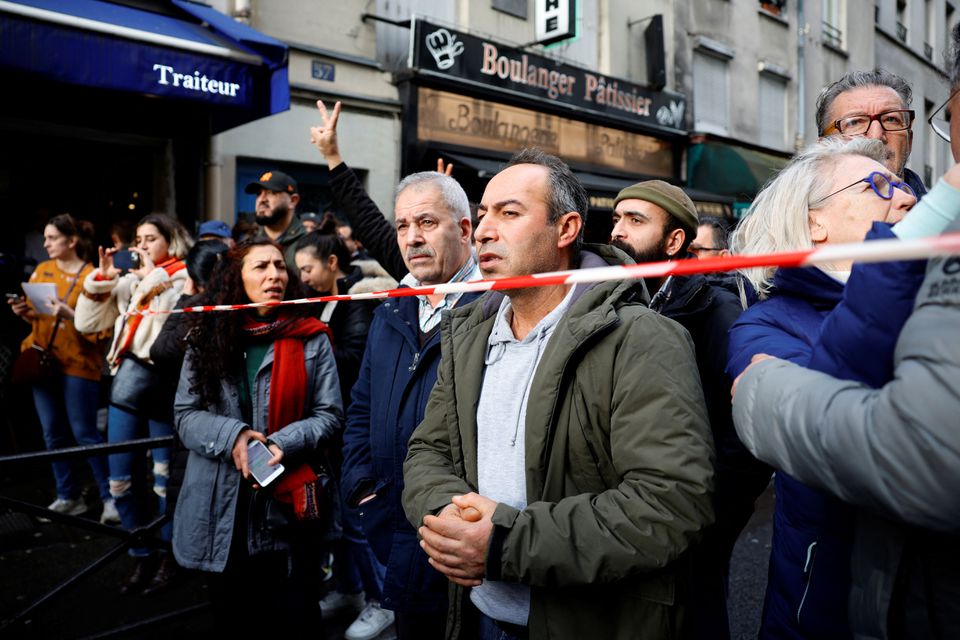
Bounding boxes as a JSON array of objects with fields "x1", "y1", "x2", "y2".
[
  {"x1": 611, "y1": 181, "x2": 772, "y2": 640},
  {"x1": 246, "y1": 169, "x2": 306, "y2": 272}
]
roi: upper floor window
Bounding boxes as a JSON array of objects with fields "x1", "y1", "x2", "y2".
[
  {"x1": 823, "y1": 0, "x2": 845, "y2": 48},
  {"x1": 693, "y1": 50, "x2": 730, "y2": 135},
  {"x1": 758, "y1": 73, "x2": 789, "y2": 150},
  {"x1": 896, "y1": 0, "x2": 909, "y2": 43},
  {"x1": 760, "y1": 0, "x2": 787, "y2": 16}
]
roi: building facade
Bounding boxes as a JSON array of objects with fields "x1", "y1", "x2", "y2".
[{"x1": 10, "y1": 1, "x2": 947, "y2": 238}]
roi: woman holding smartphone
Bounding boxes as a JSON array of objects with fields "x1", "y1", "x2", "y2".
[
  {"x1": 8, "y1": 214, "x2": 115, "y2": 523},
  {"x1": 74, "y1": 213, "x2": 192, "y2": 594},
  {"x1": 174, "y1": 239, "x2": 342, "y2": 635}
]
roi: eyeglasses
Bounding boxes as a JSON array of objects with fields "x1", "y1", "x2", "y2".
[
  {"x1": 928, "y1": 87, "x2": 960, "y2": 143},
  {"x1": 689, "y1": 244, "x2": 723, "y2": 254},
  {"x1": 821, "y1": 109, "x2": 915, "y2": 136},
  {"x1": 810, "y1": 171, "x2": 915, "y2": 207}
]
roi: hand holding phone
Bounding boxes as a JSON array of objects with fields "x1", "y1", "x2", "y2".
[
  {"x1": 112, "y1": 249, "x2": 141, "y2": 271},
  {"x1": 7, "y1": 293, "x2": 31, "y2": 319},
  {"x1": 247, "y1": 440, "x2": 285, "y2": 487}
]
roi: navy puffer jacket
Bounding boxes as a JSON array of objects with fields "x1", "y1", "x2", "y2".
[{"x1": 341, "y1": 289, "x2": 481, "y2": 614}]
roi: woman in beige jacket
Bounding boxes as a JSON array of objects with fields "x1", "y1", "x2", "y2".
[{"x1": 75, "y1": 213, "x2": 191, "y2": 595}]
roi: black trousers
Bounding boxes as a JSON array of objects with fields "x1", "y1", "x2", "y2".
[{"x1": 205, "y1": 486, "x2": 325, "y2": 639}]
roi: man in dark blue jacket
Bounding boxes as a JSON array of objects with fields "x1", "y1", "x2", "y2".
[{"x1": 311, "y1": 100, "x2": 481, "y2": 640}]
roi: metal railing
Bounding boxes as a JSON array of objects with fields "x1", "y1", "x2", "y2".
[
  {"x1": 0, "y1": 436, "x2": 209, "y2": 637},
  {"x1": 823, "y1": 21, "x2": 843, "y2": 48},
  {"x1": 897, "y1": 21, "x2": 909, "y2": 43}
]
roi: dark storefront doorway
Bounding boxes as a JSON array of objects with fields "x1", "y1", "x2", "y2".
[{"x1": 1, "y1": 128, "x2": 161, "y2": 261}]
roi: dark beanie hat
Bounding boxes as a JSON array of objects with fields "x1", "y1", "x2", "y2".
[{"x1": 614, "y1": 180, "x2": 698, "y2": 231}]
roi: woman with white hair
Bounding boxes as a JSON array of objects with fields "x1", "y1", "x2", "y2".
[
  {"x1": 726, "y1": 136, "x2": 929, "y2": 639},
  {"x1": 730, "y1": 32, "x2": 960, "y2": 639}
]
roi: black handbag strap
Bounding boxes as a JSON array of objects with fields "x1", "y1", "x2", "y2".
[{"x1": 42, "y1": 263, "x2": 86, "y2": 351}]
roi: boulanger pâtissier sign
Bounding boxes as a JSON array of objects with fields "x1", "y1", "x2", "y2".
[{"x1": 411, "y1": 18, "x2": 686, "y2": 133}]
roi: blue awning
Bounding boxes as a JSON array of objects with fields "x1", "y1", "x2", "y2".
[{"x1": 0, "y1": 0, "x2": 289, "y2": 131}]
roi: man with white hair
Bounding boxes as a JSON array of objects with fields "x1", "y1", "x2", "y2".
[{"x1": 311, "y1": 100, "x2": 482, "y2": 640}]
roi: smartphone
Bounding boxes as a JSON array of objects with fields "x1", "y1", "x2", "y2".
[
  {"x1": 113, "y1": 249, "x2": 141, "y2": 271},
  {"x1": 247, "y1": 440, "x2": 284, "y2": 487},
  {"x1": 5, "y1": 293, "x2": 22, "y2": 301}
]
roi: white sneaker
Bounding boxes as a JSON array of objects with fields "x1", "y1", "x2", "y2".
[
  {"x1": 46, "y1": 497, "x2": 88, "y2": 516},
  {"x1": 100, "y1": 498, "x2": 120, "y2": 525},
  {"x1": 319, "y1": 590, "x2": 365, "y2": 620},
  {"x1": 344, "y1": 601, "x2": 395, "y2": 640}
]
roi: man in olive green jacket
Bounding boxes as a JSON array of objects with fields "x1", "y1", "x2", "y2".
[{"x1": 402, "y1": 149, "x2": 715, "y2": 640}]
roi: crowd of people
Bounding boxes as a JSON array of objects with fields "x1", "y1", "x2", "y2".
[{"x1": 7, "y1": 31, "x2": 960, "y2": 640}]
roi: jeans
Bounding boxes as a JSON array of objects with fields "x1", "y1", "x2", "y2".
[
  {"x1": 478, "y1": 613, "x2": 528, "y2": 640},
  {"x1": 33, "y1": 375, "x2": 110, "y2": 502},
  {"x1": 107, "y1": 404, "x2": 173, "y2": 556},
  {"x1": 337, "y1": 481, "x2": 386, "y2": 600}
]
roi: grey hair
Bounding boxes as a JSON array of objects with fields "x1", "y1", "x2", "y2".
[
  {"x1": 395, "y1": 171, "x2": 471, "y2": 223},
  {"x1": 731, "y1": 137, "x2": 887, "y2": 299},
  {"x1": 505, "y1": 147, "x2": 588, "y2": 254},
  {"x1": 815, "y1": 69, "x2": 912, "y2": 135}
]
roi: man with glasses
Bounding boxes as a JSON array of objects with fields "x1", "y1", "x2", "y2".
[
  {"x1": 928, "y1": 83, "x2": 960, "y2": 149},
  {"x1": 816, "y1": 69, "x2": 927, "y2": 198},
  {"x1": 690, "y1": 216, "x2": 733, "y2": 259}
]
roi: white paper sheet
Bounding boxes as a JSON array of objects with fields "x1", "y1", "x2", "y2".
[{"x1": 21, "y1": 282, "x2": 59, "y2": 316}]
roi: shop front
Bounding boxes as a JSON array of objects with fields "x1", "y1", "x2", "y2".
[
  {"x1": 686, "y1": 134, "x2": 792, "y2": 219},
  {"x1": 399, "y1": 18, "x2": 689, "y2": 243},
  {"x1": 0, "y1": 0, "x2": 289, "y2": 263}
]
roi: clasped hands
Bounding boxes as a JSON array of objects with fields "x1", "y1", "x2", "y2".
[{"x1": 419, "y1": 492, "x2": 497, "y2": 587}]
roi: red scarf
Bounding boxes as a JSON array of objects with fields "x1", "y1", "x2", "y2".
[
  {"x1": 241, "y1": 311, "x2": 333, "y2": 517},
  {"x1": 117, "y1": 257, "x2": 186, "y2": 360}
]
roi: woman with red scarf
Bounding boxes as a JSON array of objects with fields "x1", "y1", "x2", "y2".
[
  {"x1": 173, "y1": 239, "x2": 343, "y2": 636},
  {"x1": 75, "y1": 213, "x2": 192, "y2": 594}
]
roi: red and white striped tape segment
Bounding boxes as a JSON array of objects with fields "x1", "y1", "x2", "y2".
[{"x1": 130, "y1": 231, "x2": 960, "y2": 316}]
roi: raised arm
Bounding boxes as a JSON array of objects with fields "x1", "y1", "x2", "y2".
[
  {"x1": 732, "y1": 335, "x2": 960, "y2": 533},
  {"x1": 310, "y1": 100, "x2": 406, "y2": 280}
]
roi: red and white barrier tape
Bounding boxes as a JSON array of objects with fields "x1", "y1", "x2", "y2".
[{"x1": 129, "y1": 232, "x2": 960, "y2": 316}]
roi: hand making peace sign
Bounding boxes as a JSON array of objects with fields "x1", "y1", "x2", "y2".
[{"x1": 310, "y1": 100, "x2": 343, "y2": 168}]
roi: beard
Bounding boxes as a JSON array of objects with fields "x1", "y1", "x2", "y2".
[
  {"x1": 256, "y1": 202, "x2": 289, "y2": 227},
  {"x1": 610, "y1": 236, "x2": 671, "y2": 265}
]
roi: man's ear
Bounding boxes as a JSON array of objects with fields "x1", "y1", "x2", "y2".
[
  {"x1": 665, "y1": 227, "x2": 686, "y2": 258},
  {"x1": 290, "y1": 193, "x2": 301, "y2": 209},
  {"x1": 556, "y1": 212, "x2": 583, "y2": 250}
]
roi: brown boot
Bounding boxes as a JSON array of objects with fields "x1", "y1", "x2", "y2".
[
  {"x1": 120, "y1": 556, "x2": 158, "y2": 595},
  {"x1": 141, "y1": 554, "x2": 180, "y2": 597}
]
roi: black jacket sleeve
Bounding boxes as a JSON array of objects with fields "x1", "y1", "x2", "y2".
[
  {"x1": 328, "y1": 163, "x2": 407, "y2": 281},
  {"x1": 329, "y1": 299, "x2": 377, "y2": 407},
  {"x1": 149, "y1": 294, "x2": 197, "y2": 384}
]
